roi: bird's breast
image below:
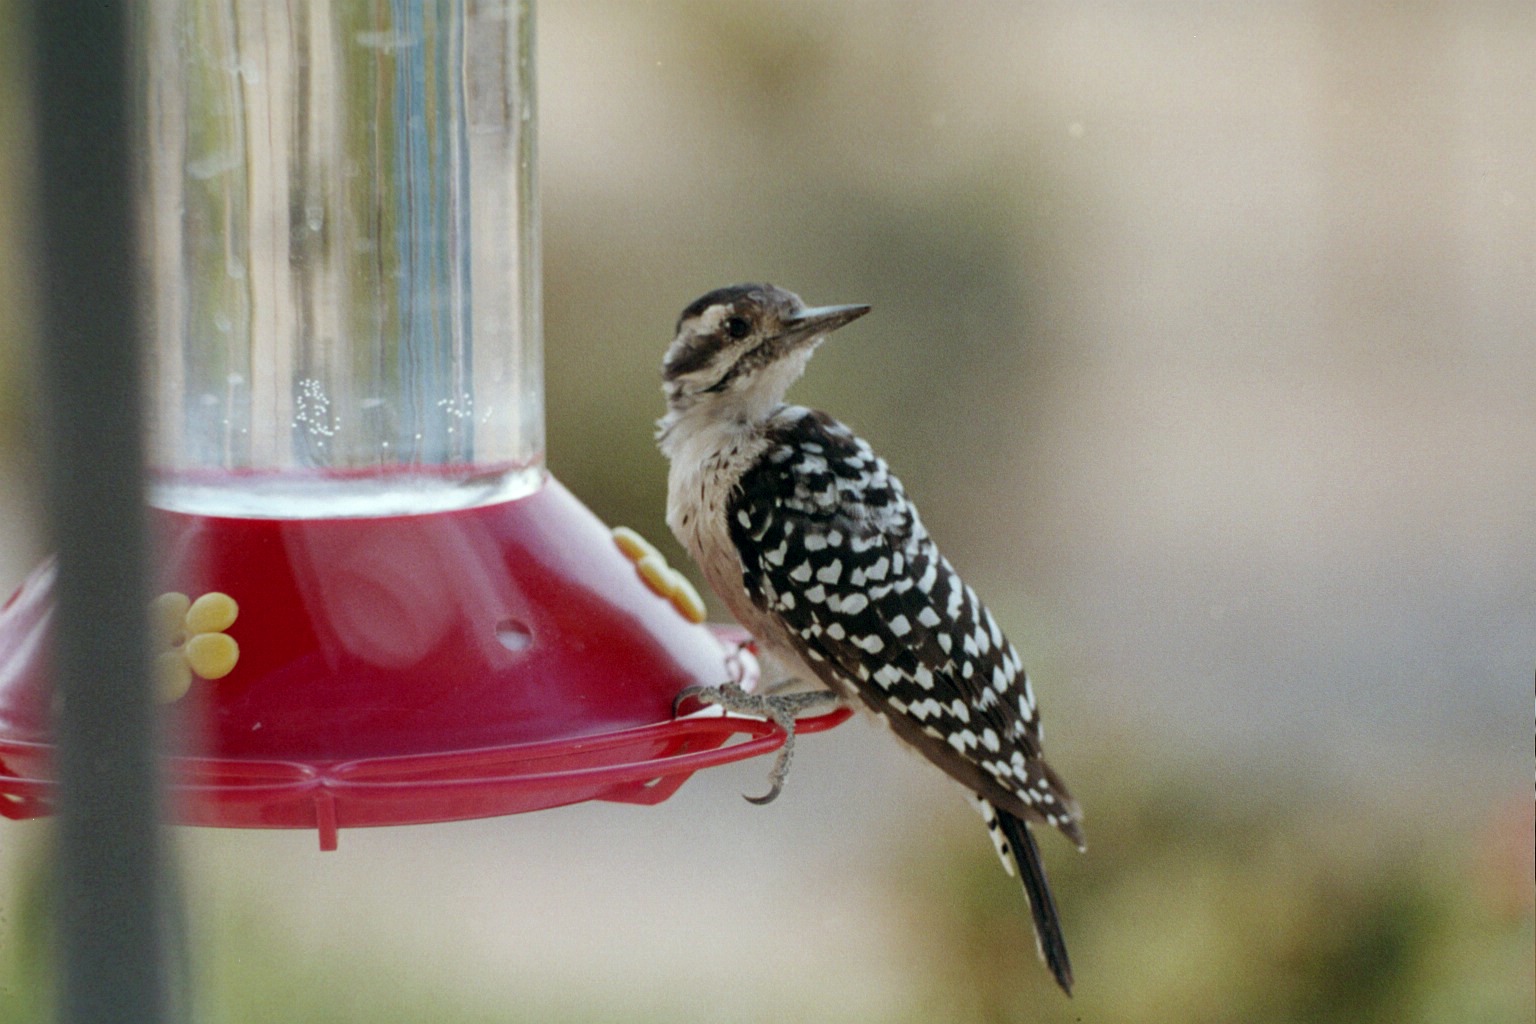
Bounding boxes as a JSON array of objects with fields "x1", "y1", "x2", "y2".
[{"x1": 664, "y1": 421, "x2": 772, "y2": 624}]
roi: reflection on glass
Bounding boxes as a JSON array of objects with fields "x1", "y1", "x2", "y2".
[{"x1": 137, "y1": 0, "x2": 541, "y2": 517}]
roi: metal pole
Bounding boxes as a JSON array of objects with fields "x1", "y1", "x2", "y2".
[{"x1": 26, "y1": 3, "x2": 168, "y2": 1022}]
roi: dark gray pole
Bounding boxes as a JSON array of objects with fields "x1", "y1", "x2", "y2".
[{"x1": 27, "y1": 4, "x2": 168, "y2": 1023}]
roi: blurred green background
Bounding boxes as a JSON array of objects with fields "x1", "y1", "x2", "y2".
[{"x1": 1, "y1": 2, "x2": 1531, "y2": 1022}]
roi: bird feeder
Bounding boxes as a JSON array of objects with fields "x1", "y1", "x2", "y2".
[{"x1": 0, "y1": 0, "x2": 846, "y2": 849}]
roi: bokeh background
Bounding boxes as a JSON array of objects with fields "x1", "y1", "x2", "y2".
[{"x1": 1, "y1": 2, "x2": 1531, "y2": 1022}]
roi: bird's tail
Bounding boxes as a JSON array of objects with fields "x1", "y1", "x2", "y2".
[{"x1": 976, "y1": 798, "x2": 1074, "y2": 995}]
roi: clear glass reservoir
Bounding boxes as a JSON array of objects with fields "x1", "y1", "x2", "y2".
[{"x1": 136, "y1": 0, "x2": 541, "y2": 518}]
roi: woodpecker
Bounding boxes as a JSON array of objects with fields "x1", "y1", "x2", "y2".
[{"x1": 657, "y1": 283, "x2": 1083, "y2": 994}]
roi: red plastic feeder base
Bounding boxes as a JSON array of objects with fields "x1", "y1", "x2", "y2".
[{"x1": 0, "y1": 475, "x2": 850, "y2": 848}]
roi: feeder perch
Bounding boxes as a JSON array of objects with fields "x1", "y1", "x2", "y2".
[{"x1": 0, "y1": 0, "x2": 848, "y2": 849}]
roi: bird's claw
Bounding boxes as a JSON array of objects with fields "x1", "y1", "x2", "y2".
[
  {"x1": 743, "y1": 780, "x2": 783, "y2": 806},
  {"x1": 672, "y1": 683, "x2": 717, "y2": 717},
  {"x1": 671, "y1": 682, "x2": 841, "y2": 804}
]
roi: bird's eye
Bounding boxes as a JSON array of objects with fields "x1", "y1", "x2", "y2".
[{"x1": 724, "y1": 316, "x2": 751, "y2": 339}]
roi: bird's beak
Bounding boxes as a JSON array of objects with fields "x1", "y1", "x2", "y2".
[{"x1": 781, "y1": 303, "x2": 871, "y2": 346}]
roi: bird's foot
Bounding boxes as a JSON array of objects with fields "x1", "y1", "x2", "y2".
[{"x1": 673, "y1": 682, "x2": 842, "y2": 804}]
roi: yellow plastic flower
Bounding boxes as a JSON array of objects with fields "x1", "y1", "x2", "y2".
[
  {"x1": 151, "y1": 591, "x2": 240, "y2": 703},
  {"x1": 612, "y1": 527, "x2": 706, "y2": 624}
]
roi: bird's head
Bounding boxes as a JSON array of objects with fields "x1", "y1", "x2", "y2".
[{"x1": 659, "y1": 283, "x2": 869, "y2": 430}]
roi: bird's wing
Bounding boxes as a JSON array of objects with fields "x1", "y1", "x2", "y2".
[{"x1": 728, "y1": 408, "x2": 1082, "y2": 845}]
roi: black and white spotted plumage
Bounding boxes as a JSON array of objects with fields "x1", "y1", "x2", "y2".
[
  {"x1": 658, "y1": 283, "x2": 1082, "y2": 994},
  {"x1": 727, "y1": 407, "x2": 1081, "y2": 989},
  {"x1": 728, "y1": 409, "x2": 1083, "y2": 843}
]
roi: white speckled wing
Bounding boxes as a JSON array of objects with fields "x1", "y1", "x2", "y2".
[{"x1": 727, "y1": 406, "x2": 1082, "y2": 846}]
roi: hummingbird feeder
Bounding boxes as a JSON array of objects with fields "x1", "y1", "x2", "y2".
[{"x1": 0, "y1": 0, "x2": 846, "y2": 850}]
